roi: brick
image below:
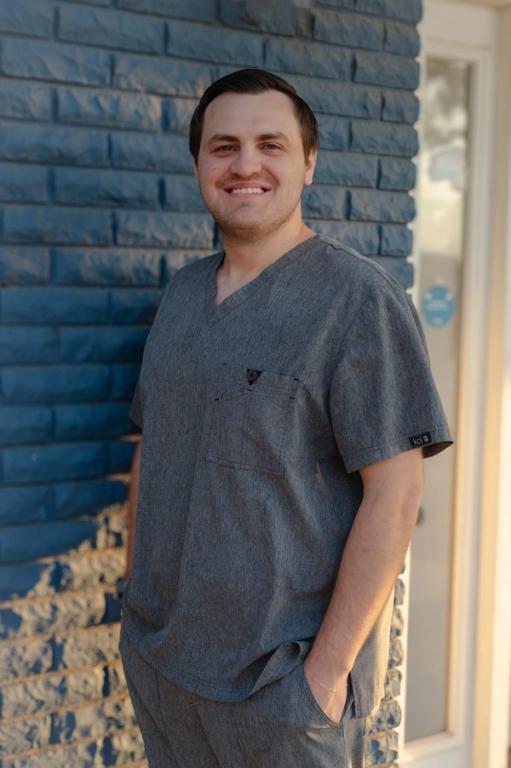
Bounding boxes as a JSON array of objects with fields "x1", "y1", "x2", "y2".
[
  {"x1": 110, "y1": 364, "x2": 141, "y2": 400},
  {"x1": 59, "y1": 623, "x2": 120, "y2": 668},
  {"x1": 0, "y1": 123, "x2": 109, "y2": 166},
  {"x1": 384, "y1": 0, "x2": 423, "y2": 23},
  {"x1": 53, "y1": 404, "x2": 129, "y2": 441},
  {"x1": 316, "y1": 115, "x2": 349, "y2": 151},
  {"x1": 0, "y1": 365, "x2": 110, "y2": 404},
  {"x1": 265, "y1": 36, "x2": 351, "y2": 80},
  {"x1": 108, "y1": 439, "x2": 135, "y2": 474},
  {"x1": 286, "y1": 75, "x2": 380, "y2": 119},
  {"x1": 116, "y1": 211, "x2": 214, "y2": 248},
  {"x1": 355, "y1": 51, "x2": 420, "y2": 89},
  {"x1": 349, "y1": 190, "x2": 415, "y2": 223},
  {"x1": 109, "y1": 288, "x2": 162, "y2": 324},
  {"x1": 0, "y1": 591, "x2": 105, "y2": 642},
  {"x1": 105, "y1": 659, "x2": 126, "y2": 696},
  {"x1": 0, "y1": 711, "x2": 52, "y2": 755},
  {"x1": 356, "y1": 0, "x2": 422, "y2": 22},
  {"x1": 111, "y1": 132, "x2": 194, "y2": 173},
  {"x1": 0, "y1": 664, "x2": 105, "y2": 717},
  {"x1": 0, "y1": 485, "x2": 53, "y2": 526},
  {"x1": 381, "y1": 223, "x2": 413, "y2": 255},
  {"x1": 54, "y1": 479, "x2": 127, "y2": 520},
  {"x1": 51, "y1": 695, "x2": 136, "y2": 746},
  {"x1": 315, "y1": 151, "x2": 378, "y2": 187},
  {"x1": 119, "y1": 0, "x2": 216, "y2": 20},
  {"x1": 0, "y1": 405, "x2": 52, "y2": 445},
  {"x1": 1, "y1": 443, "x2": 109, "y2": 484},
  {"x1": 302, "y1": 186, "x2": 347, "y2": 219},
  {"x1": 305, "y1": 220, "x2": 380, "y2": 255},
  {"x1": 0, "y1": 38, "x2": 110, "y2": 86},
  {"x1": 0, "y1": 519, "x2": 99, "y2": 564},
  {"x1": 53, "y1": 249, "x2": 161, "y2": 287},
  {"x1": 1, "y1": 288, "x2": 109, "y2": 325},
  {"x1": 351, "y1": 120, "x2": 418, "y2": 157},
  {"x1": 384, "y1": 20, "x2": 421, "y2": 57},
  {"x1": 113, "y1": 53, "x2": 213, "y2": 98},
  {"x1": 378, "y1": 253, "x2": 413, "y2": 288},
  {"x1": 0, "y1": 638, "x2": 53, "y2": 682},
  {"x1": 364, "y1": 728, "x2": 399, "y2": 764},
  {"x1": 0, "y1": 163, "x2": 48, "y2": 203},
  {"x1": 0, "y1": 0, "x2": 53, "y2": 37},
  {"x1": 58, "y1": 549, "x2": 125, "y2": 597},
  {"x1": 54, "y1": 169, "x2": 159, "y2": 209},
  {"x1": 379, "y1": 157, "x2": 416, "y2": 190},
  {"x1": 59, "y1": 327, "x2": 148, "y2": 363},
  {"x1": 2, "y1": 207, "x2": 111, "y2": 245},
  {"x1": 382, "y1": 89, "x2": 419, "y2": 123},
  {"x1": 58, "y1": 5, "x2": 165, "y2": 54},
  {"x1": 57, "y1": 88, "x2": 161, "y2": 132},
  {"x1": 219, "y1": 0, "x2": 312, "y2": 36},
  {"x1": 161, "y1": 250, "x2": 207, "y2": 282},
  {"x1": 2, "y1": 739, "x2": 103, "y2": 767},
  {"x1": 163, "y1": 175, "x2": 206, "y2": 212},
  {"x1": 0, "y1": 248, "x2": 50, "y2": 286},
  {"x1": 167, "y1": 19, "x2": 263, "y2": 66},
  {"x1": 366, "y1": 698, "x2": 401, "y2": 732},
  {"x1": 163, "y1": 97, "x2": 197, "y2": 134},
  {"x1": 0, "y1": 328, "x2": 57, "y2": 365},
  {"x1": 0, "y1": 79, "x2": 51, "y2": 121},
  {"x1": 313, "y1": 9, "x2": 383, "y2": 50},
  {"x1": 0, "y1": 561, "x2": 56, "y2": 601},
  {"x1": 107, "y1": 727, "x2": 147, "y2": 764}
]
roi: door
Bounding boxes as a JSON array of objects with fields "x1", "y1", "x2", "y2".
[{"x1": 400, "y1": 2, "x2": 496, "y2": 767}]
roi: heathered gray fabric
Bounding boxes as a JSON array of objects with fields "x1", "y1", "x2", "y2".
[
  {"x1": 119, "y1": 621, "x2": 365, "y2": 767},
  {"x1": 123, "y1": 232, "x2": 454, "y2": 719}
]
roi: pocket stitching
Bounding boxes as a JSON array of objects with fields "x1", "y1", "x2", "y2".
[
  {"x1": 205, "y1": 374, "x2": 299, "y2": 476},
  {"x1": 298, "y1": 663, "x2": 343, "y2": 729}
]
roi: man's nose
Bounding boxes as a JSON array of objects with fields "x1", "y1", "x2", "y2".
[{"x1": 229, "y1": 147, "x2": 262, "y2": 176}]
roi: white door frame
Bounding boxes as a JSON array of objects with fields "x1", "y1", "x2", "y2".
[{"x1": 398, "y1": 2, "x2": 511, "y2": 767}]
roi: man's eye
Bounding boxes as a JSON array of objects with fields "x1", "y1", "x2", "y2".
[
  {"x1": 262, "y1": 143, "x2": 281, "y2": 150},
  {"x1": 215, "y1": 145, "x2": 236, "y2": 152}
]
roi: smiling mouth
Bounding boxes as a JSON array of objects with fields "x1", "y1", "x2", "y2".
[{"x1": 225, "y1": 187, "x2": 271, "y2": 195}]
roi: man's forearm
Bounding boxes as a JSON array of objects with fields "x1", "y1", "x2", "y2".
[{"x1": 306, "y1": 479, "x2": 421, "y2": 683}]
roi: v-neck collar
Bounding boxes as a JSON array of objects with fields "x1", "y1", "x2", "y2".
[{"x1": 203, "y1": 233, "x2": 320, "y2": 325}]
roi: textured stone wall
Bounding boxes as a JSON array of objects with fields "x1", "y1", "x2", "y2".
[{"x1": 0, "y1": 0, "x2": 421, "y2": 765}]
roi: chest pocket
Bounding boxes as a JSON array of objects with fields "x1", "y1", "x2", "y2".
[{"x1": 205, "y1": 363, "x2": 301, "y2": 476}]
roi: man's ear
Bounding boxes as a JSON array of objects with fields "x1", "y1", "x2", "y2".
[
  {"x1": 304, "y1": 149, "x2": 318, "y2": 186},
  {"x1": 193, "y1": 163, "x2": 199, "y2": 183}
]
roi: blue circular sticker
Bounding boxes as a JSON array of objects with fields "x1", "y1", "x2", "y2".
[{"x1": 422, "y1": 285, "x2": 455, "y2": 328}]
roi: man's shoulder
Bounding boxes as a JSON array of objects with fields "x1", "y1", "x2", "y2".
[
  {"x1": 311, "y1": 233, "x2": 409, "y2": 300},
  {"x1": 170, "y1": 250, "x2": 221, "y2": 283}
]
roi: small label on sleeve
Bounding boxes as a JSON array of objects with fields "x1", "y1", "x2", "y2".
[{"x1": 408, "y1": 431, "x2": 432, "y2": 448}]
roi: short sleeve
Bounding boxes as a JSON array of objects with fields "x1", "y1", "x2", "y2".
[
  {"x1": 129, "y1": 376, "x2": 143, "y2": 433},
  {"x1": 329, "y1": 278, "x2": 454, "y2": 474}
]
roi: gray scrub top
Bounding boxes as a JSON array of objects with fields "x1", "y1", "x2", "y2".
[{"x1": 122, "y1": 232, "x2": 454, "y2": 719}]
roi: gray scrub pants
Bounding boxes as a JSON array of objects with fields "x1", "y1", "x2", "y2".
[{"x1": 119, "y1": 627, "x2": 366, "y2": 767}]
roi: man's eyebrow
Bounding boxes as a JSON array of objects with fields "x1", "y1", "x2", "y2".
[{"x1": 206, "y1": 132, "x2": 290, "y2": 146}]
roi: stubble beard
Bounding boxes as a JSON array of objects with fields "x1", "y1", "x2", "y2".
[{"x1": 208, "y1": 190, "x2": 304, "y2": 243}]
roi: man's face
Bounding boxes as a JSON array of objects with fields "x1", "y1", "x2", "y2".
[{"x1": 194, "y1": 90, "x2": 317, "y2": 239}]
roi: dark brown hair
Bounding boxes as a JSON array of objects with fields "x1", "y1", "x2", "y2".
[{"x1": 189, "y1": 68, "x2": 319, "y2": 163}]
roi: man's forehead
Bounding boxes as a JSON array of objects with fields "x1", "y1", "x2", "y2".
[{"x1": 202, "y1": 91, "x2": 300, "y2": 140}]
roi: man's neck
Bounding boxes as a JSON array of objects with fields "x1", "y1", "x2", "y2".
[{"x1": 218, "y1": 221, "x2": 317, "y2": 282}]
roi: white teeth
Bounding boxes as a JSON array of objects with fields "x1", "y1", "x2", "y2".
[{"x1": 229, "y1": 187, "x2": 267, "y2": 194}]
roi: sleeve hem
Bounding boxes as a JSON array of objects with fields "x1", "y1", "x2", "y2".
[{"x1": 343, "y1": 426, "x2": 454, "y2": 474}]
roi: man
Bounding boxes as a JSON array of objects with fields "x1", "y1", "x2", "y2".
[{"x1": 119, "y1": 68, "x2": 453, "y2": 767}]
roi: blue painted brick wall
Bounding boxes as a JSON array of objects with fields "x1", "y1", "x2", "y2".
[{"x1": 0, "y1": 0, "x2": 421, "y2": 765}]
